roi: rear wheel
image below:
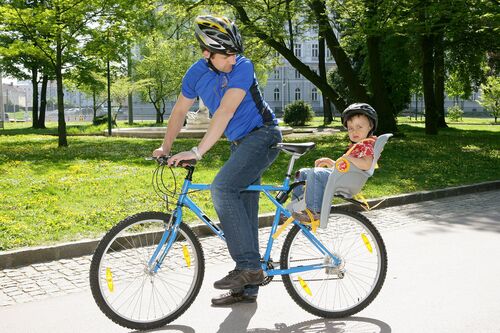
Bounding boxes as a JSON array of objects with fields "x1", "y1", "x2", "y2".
[
  {"x1": 280, "y1": 208, "x2": 387, "y2": 318},
  {"x1": 89, "y1": 211, "x2": 204, "y2": 330}
]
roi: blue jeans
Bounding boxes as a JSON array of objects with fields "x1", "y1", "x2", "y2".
[
  {"x1": 293, "y1": 167, "x2": 333, "y2": 213},
  {"x1": 211, "y1": 125, "x2": 282, "y2": 295}
]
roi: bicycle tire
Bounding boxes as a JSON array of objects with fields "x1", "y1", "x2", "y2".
[
  {"x1": 280, "y1": 207, "x2": 387, "y2": 318},
  {"x1": 89, "y1": 211, "x2": 205, "y2": 330}
]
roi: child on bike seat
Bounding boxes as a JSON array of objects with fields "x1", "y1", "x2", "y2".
[{"x1": 291, "y1": 103, "x2": 378, "y2": 222}]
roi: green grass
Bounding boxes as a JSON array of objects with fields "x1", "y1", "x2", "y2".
[
  {"x1": 1, "y1": 119, "x2": 499, "y2": 251},
  {"x1": 1, "y1": 120, "x2": 165, "y2": 136}
]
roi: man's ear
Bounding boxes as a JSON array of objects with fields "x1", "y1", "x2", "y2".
[{"x1": 202, "y1": 50, "x2": 210, "y2": 59}]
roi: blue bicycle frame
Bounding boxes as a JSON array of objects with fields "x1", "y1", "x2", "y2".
[{"x1": 148, "y1": 169, "x2": 341, "y2": 276}]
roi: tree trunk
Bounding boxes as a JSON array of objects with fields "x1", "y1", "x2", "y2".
[
  {"x1": 56, "y1": 27, "x2": 67, "y2": 147},
  {"x1": 155, "y1": 101, "x2": 162, "y2": 123},
  {"x1": 38, "y1": 74, "x2": 48, "y2": 128},
  {"x1": 421, "y1": 34, "x2": 439, "y2": 135},
  {"x1": 318, "y1": 35, "x2": 333, "y2": 124},
  {"x1": 285, "y1": 0, "x2": 294, "y2": 51},
  {"x1": 309, "y1": 0, "x2": 370, "y2": 103},
  {"x1": 31, "y1": 67, "x2": 39, "y2": 128},
  {"x1": 366, "y1": 35, "x2": 398, "y2": 134},
  {"x1": 434, "y1": 31, "x2": 447, "y2": 128}
]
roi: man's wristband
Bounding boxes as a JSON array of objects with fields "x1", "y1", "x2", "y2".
[{"x1": 191, "y1": 147, "x2": 202, "y2": 160}]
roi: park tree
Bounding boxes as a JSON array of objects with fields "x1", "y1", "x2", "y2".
[
  {"x1": 0, "y1": 0, "x2": 119, "y2": 146},
  {"x1": 135, "y1": 37, "x2": 196, "y2": 123},
  {"x1": 0, "y1": 0, "x2": 155, "y2": 145},
  {"x1": 478, "y1": 76, "x2": 500, "y2": 123},
  {"x1": 110, "y1": 76, "x2": 147, "y2": 117},
  {"x1": 65, "y1": 68, "x2": 107, "y2": 120},
  {"x1": 0, "y1": 1, "x2": 54, "y2": 129},
  {"x1": 401, "y1": 0, "x2": 499, "y2": 134}
]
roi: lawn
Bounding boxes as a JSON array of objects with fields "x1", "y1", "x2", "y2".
[{"x1": 0, "y1": 118, "x2": 499, "y2": 250}]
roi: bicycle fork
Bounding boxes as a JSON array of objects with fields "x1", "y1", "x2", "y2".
[{"x1": 146, "y1": 208, "x2": 179, "y2": 274}]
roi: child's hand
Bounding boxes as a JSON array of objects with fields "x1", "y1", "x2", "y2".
[{"x1": 314, "y1": 157, "x2": 335, "y2": 168}]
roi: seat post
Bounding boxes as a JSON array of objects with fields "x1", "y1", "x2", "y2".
[{"x1": 286, "y1": 154, "x2": 300, "y2": 178}]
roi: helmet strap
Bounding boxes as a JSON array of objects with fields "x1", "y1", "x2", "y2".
[{"x1": 205, "y1": 54, "x2": 220, "y2": 74}]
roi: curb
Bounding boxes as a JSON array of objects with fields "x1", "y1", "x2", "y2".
[{"x1": 1, "y1": 180, "x2": 499, "y2": 269}]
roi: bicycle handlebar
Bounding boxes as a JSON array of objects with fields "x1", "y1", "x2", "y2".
[{"x1": 146, "y1": 156, "x2": 197, "y2": 167}]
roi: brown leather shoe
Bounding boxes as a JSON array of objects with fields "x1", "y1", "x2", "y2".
[
  {"x1": 211, "y1": 291, "x2": 257, "y2": 306},
  {"x1": 213, "y1": 269, "x2": 265, "y2": 290}
]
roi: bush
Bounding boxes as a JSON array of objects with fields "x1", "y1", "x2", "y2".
[
  {"x1": 447, "y1": 105, "x2": 464, "y2": 122},
  {"x1": 283, "y1": 100, "x2": 314, "y2": 126}
]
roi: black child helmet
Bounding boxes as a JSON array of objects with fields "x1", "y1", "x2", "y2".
[
  {"x1": 341, "y1": 103, "x2": 378, "y2": 135},
  {"x1": 194, "y1": 15, "x2": 244, "y2": 54}
]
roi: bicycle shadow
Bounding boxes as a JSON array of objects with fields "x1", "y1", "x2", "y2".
[
  {"x1": 129, "y1": 306, "x2": 390, "y2": 333},
  {"x1": 245, "y1": 317, "x2": 391, "y2": 333},
  {"x1": 210, "y1": 301, "x2": 389, "y2": 333}
]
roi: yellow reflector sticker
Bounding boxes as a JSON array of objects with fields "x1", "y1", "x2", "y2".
[
  {"x1": 298, "y1": 276, "x2": 312, "y2": 296},
  {"x1": 105, "y1": 267, "x2": 114, "y2": 292},
  {"x1": 182, "y1": 245, "x2": 191, "y2": 267},
  {"x1": 361, "y1": 233, "x2": 373, "y2": 253}
]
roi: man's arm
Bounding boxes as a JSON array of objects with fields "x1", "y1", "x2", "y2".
[
  {"x1": 152, "y1": 93, "x2": 195, "y2": 157},
  {"x1": 168, "y1": 88, "x2": 246, "y2": 165},
  {"x1": 197, "y1": 88, "x2": 245, "y2": 156}
]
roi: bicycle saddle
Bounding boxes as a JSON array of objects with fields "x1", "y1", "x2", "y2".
[{"x1": 275, "y1": 142, "x2": 316, "y2": 155}]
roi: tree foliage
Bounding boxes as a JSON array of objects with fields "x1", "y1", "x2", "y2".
[
  {"x1": 135, "y1": 37, "x2": 196, "y2": 123},
  {"x1": 478, "y1": 75, "x2": 500, "y2": 123}
]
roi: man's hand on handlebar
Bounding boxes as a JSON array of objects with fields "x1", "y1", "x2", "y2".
[
  {"x1": 150, "y1": 147, "x2": 196, "y2": 167},
  {"x1": 168, "y1": 150, "x2": 198, "y2": 167}
]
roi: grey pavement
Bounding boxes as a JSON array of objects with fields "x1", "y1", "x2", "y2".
[{"x1": 0, "y1": 189, "x2": 499, "y2": 332}]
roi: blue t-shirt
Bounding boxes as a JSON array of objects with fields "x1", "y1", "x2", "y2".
[{"x1": 181, "y1": 55, "x2": 277, "y2": 141}]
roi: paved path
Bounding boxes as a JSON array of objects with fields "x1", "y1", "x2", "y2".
[{"x1": 1, "y1": 190, "x2": 499, "y2": 332}]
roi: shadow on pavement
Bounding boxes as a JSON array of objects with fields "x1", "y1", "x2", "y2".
[
  {"x1": 245, "y1": 317, "x2": 391, "y2": 333},
  {"x1": 130, "y1": 324, "x2": 196, "y2": 333},
  {"x1": 130, "y1": 304, "x2": 391, "y2": 333}
]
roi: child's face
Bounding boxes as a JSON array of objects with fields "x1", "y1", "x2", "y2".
[{"x1": 346, "y1": 114, "x2": 373, "y2": 142}]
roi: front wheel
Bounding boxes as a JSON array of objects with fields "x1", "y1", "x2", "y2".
[
  {"x1": 280, "y1": 208, "x2": 387, "y2": 318},
  {"x1": 89, "y1": 211, "x2": 205, "y2": 330}
]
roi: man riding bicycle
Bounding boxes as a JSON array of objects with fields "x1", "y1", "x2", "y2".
[{"x1": 152, "y1": 15, "x2": 282, "y2": 305}]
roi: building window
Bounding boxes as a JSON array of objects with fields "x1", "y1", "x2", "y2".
[
  {"x1": 273, "y1": 70, "x2": 280, "y2": 79},
  {"x1": 311, "y1": 88, "x2": 318, "y2": 101},
  {"x1": 295, "y1": 70, "x2": 301, "y2": 79},
  {"x1": 312, "y1": 44, "x2": 318, "y2": 58},
  {"x1": 274, "y1": 88, "x2": 280, "y2": 101},
  {"x1": 295, "y1": 88, "x2": 301, "y2": 100},
  {"x1": 326, "y1": 48, "x2": 332, "y2": 59},
  {"x1": 294, "y1": 43, "x2": 302, "y2": 57}
]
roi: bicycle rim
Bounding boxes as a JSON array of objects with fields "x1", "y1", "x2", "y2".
[
  {"x1": 281, "y1": 209, "x2": 387, "y2": 317},
  {"x1": 91, "y1": 213, "x2": 204, "y2": 329}
]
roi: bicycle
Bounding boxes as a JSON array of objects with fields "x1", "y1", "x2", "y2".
[{"x1": 89, "y1": 142, "x2": 388, "y2": 330}]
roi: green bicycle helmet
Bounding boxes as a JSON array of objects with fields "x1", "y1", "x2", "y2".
[
  {"x1": 341, "y1": 103, "x2": 378, "y2": 134},
  {"x1": 194, "y1": 15, "x2": 244, "y2": 54}
]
